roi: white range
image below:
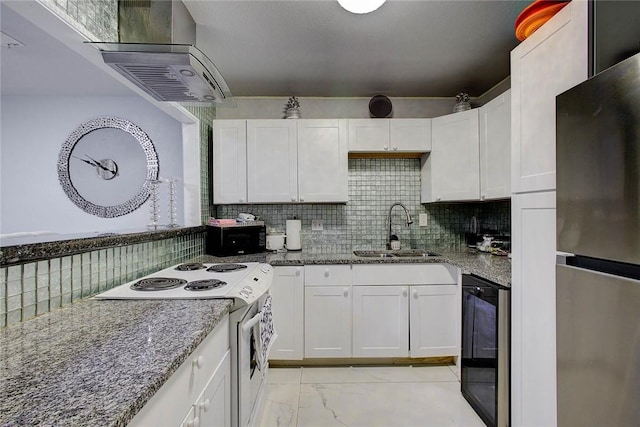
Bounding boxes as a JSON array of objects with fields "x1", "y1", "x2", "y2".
[{"x1": 94, "y1": 261, "x2": 273, "y2": 308}]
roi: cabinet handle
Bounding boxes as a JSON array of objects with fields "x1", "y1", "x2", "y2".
[
  {"x1": 436, "y1": 196, "x2": 441, "y2": 201},
  {"x1": 392, "y1": 146, "x2": 398, "y2": 151},
  {"x1": 343, "y1": 288, "x2": 349, "y2": 297},
  {"x1": 324, "y1": 269, "x2": 329, "y2": 278},
  {"x1": 192, "y1": 355, "x2": 204, "y2": 370},
  {"x1": 300, "y1": 197, "x2": 305, "y2": 202},
  {"x1": 384, "y1": 146, "x2": 389, "y2": 150},
  {"x1": 481, "y1": 194, "x2": 485, "y2": 200},
  {"x1": 187, "y1": 416, "x2": 200, "y2": 427},
  {"x1": 291, "y1": 198, "x2": 297, "y2": 202},
  {"x1": 239, "y1": 198, "x2": 244, "y2": 203},
  {"x1": 295, "y1": 269, "x2": 301, "y2": 277},
  {"x1": 199, "y1": 398, "x2": 211, "y2": 411},
  {"x1": 402, "y1": 287, "x2": 408, "y2": 297},
  {"x1": 413, "y1": 289, "x2": 418, "y2": 299}
]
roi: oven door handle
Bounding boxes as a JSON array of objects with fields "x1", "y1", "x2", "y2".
[{"x1": 242, "y1": 313, "x2": 262, "y2": 336}]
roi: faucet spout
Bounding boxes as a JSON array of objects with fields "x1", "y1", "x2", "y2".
[{"x1": 386, "y1": 203, "x2": 413, "y2": 249}]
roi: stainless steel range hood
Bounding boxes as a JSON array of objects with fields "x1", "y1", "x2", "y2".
[{"x1": 92, "y1": 1, "x2": 234, "y2": 106}]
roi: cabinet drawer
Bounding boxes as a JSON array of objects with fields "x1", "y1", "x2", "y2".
[
  {"x1": 128, "y1": 317, "x2": 230, "y2": 427},
  {"x1": 352, "y1": 264, "x2": 457, "y2": 285},
  {"x1": 304, "y1": 265, "x2": 352, "y2": 286}
]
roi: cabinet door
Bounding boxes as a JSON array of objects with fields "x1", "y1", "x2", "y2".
[
  {"x1": 352, "y1": 285, "x2": 409, "y2": 357},
  {"x1": 297, "y1": 119, "x2": 348, "y2": 202},
  {"x1": 304, "y1": 285, "x2": 352, "y2": 358},
  {"x1": 212, "y1": 120, "x2": 247, "y2": 204},
  {"x1": 479, "y1": 90, "x2": 511, "y2": 200},
  {"x1": 511, "y1": 0, "x2": 588, "y2": 193},
  {"x1": 348, "y1": 119, "x2": 390, "y2": 152},
  {"x1": 429, "y1": 109, "x2": 480, "y2": 202},
  {"x1": 246, "y1": 120, "x2": 298, "y2": 202},
  {"x1": 409, "y1": 285, "x2": 457, "y2": 357},
  {"x1": 269, "y1": 267, "x2": 304, "y2": 360},
  {"x1": 511, "y1": 191, "x2": 557, "y2": 427},
  {"x1": 390, "y1": 119, "x2": 431, "y2": 152},
  {"x1": 197, "y1": 350, "x2": 231, "y2": 427}
]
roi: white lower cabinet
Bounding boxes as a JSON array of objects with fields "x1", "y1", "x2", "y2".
[
  {"x1": 182, "y1": 350, "x2": 231, "y2": 427},
  {"x1": 304, "y1": 265, "x2": 352, "y2": 358},
  {"x1": 269, "y1": 266, "x2": 304, "y2": 360},
  {"x1": 351, "y1": 264, "x2": 459, "y2": 359},
  {"x1": 352, "y1": 285, "x2": 409, "y2": 358},
  {"x1": 409, "y1": 285, "x2": 458, "y2": 357},
  {"x1": 305, "y1": 285, "x2": 352, "y2": 357},
  {"x1": 128, "y1": 317, "x2": 230, "y2": 427}
]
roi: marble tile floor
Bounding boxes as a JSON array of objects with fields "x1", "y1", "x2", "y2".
[{"x1": 256, "y1": 365, "x2": 486, "y2": 427}]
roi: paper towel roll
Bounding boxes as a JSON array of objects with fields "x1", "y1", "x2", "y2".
[{"x1": 285, "y1": 219, "x2": 302, "y2": 251}]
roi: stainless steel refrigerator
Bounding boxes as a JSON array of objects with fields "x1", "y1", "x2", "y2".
[{"x1": 556, "y1": 52, "x2": 640, "y2": 427}]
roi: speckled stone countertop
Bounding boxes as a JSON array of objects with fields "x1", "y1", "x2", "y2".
[
  {"x1": 196, "y1": 248, "x2": 511, "y2": 287},
  {"x1": 0, "y1": 298, "x2": 232, "y2": 427},
  {"x1": 0, "y1": 226, "x2": 205, "y2": 266}
]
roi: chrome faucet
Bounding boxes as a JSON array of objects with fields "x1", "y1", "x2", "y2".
[{"x1": 386, "y1": 203, "x2": 413, "y2": 249}]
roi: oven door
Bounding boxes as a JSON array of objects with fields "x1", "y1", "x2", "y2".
[{"x1": 231, "y1": 295, "x2": 268, "y2": 427}]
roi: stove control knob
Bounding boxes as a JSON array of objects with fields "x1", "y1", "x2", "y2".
[{"x1": 260, "y1": 265, "x2": 272, "y2": 274}]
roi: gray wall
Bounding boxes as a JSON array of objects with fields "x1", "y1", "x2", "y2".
[{"x1": 0, "y1": 95, "x2": 184, "y2": 235}]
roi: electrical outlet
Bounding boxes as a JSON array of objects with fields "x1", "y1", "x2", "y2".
[
  {"x1": 419, "y1": 213, "x2": 429, "y2": 227},
  {"x1": 311, "y1": 219, "x2": 324, "y2": 231}
]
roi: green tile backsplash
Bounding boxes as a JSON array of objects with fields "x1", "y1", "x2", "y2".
[
  {"x1": 217, "y1": 158, "x2": 510, "y2": 253},
  {"x1": 0, "y1": 233, "x2": 205, "y2": 328}
]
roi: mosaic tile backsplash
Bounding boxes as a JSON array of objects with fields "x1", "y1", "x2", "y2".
[
  {"x1": 0, "y1": 233, "x2": 205, "y2": 328},
  {"x1": 40, "y1": 0, "x2": 118, "y2": 42},
  {"x1": 217, "y1": 158, "x2": 510, "y2": 254}
]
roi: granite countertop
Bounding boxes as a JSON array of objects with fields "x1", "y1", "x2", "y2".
[
  {"x1": 0, "y1": 298, "x2": 232, "y2": 427},
  {"x1": 0, "y1": 226, "x2": 206, "y2": 267},
  {"x1": 196, "y1": 247, "x2": 511, "y2": 287}
]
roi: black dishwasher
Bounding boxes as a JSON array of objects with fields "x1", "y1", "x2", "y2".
[{"x1": 461, "y1": 274, "x2": 510, "y2": 427}]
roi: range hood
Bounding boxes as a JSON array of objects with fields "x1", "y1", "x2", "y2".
[{"x1": 91, "y1": 1, "x2": 234, "y2": 106}]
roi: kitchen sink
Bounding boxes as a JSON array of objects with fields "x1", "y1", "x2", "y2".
[{"x1": 353, "y1": 249, "x2": 440, "y2": 258}]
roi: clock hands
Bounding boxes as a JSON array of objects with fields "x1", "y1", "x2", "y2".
[
  {"x1": 84, "y1": 154, "x2": 117, "y2": 175},
  {"x1": 72, "y1": 154, "x2": 97, "y2": 167},
  {"x1": 72, "y1": 154, "x2": 118, "y2": 179}
]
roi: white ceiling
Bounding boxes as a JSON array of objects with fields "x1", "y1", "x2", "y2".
[
  {"x1": 184, "y1": 0, "x2": 529, "y2": 97},
  {"x1": 1, "y1": 0, "x2": 529, "y2": 99}
]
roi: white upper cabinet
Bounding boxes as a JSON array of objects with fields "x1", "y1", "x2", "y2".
[
  {"x1": 348, "y1": 119, "x2": 389, "y2": 151},
  {"x1": 510, "y1": 0, "x2": 588, "y2": 193},
  {"x1": 297, "y1": 119, "x2": 348, "y2": 202},
  {"x1": 231, "y1": 119, "x2": 349, "y2": 204},
  {"x1": 424, "y1": 109, "x2": 480, "y2": 202},
  {"x1": 212, "y1": 120, "x2": 247, "y2": 204},
  {"x1": 348, "y1": 119, "x2": 431, "y2": 152},
  {"x1": 247, "y1": 120, "x2": 298, "y2": 203},
  {"x1": 479, "y1": 89, "x2": 511, "y2": 200}
]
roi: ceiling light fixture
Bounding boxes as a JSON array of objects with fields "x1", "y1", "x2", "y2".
[{"x1": 337, "y1": 0, "x2": 386, "y2": 14}]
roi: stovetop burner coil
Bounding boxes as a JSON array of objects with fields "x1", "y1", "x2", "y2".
[
  {"x1": 131, "y1": 277, "x2": 187, "y2": 291},
  {"x1": 207, "y1": 263, "x2": 248, "y2": 273},
  {"x1": 185, "y1": 279, "x2": 228, "y2": 291},
  {"x1": 175, "y1": 262, "x2": 206, "y2": 271}
]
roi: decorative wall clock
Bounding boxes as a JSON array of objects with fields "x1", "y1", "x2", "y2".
[{"x1": 57, "y1": 116, "x2": 159, "y2": 218}]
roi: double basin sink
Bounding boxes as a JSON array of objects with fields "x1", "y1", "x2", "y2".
[{"x1": 353, "y1": 249, "x2": 441, "y2": 258}]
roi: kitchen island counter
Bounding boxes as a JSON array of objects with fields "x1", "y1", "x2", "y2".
[{"x1": 0, "y1": 297, "x2": 232, "y2": 426}]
